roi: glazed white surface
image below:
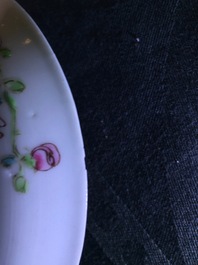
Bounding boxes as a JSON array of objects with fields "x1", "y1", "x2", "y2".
[{"x1": 0, "y1": 1, "x2": 87, "y2": 265}]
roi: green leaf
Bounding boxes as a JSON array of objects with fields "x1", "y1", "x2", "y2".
[
  {"x1": 3, "y1": 91, "x2": 16, "y2": 111},
  {"x1": 13, "y1": 176, "x2": 28, "y2": 193},
  {"x1": 0, "y1": 48, "x2": 11, "y2": 58},
  {"x1": 4, "y1": 80, "x2": 25, "y2": 93},
  {"x1": 22, "y1": 154, "x2": 36, "y2": 169}
]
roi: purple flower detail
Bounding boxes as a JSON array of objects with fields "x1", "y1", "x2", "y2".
[
  {"x1": 0, "y1": 117, "x2": 6, "y2": 139},
  {"x1": 31, "y1": 143, "x2": 60, "y2": 171},
  {"x1": 0, "y1": 117, "x2": 6, "y2": 127}
]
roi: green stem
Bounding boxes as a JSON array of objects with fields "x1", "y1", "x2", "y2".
[
  {"x1": 3, "y1": 90, "x2": 20, "y2": 157},
  {"x1": 11, "y1": 108, "x2": 20, "y2": 157},
  {"x1": 18, "y1": 162, "x2": 23, "y2": 175}
]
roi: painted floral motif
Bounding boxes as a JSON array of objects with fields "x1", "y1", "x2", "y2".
[
  {"x1": 0, "y1": 38, "x2": 61, "y2": 193},
  {"x1": 0, "y1": 117, "x2": 6, "y2": 138},
  {"x1": 31, "y1": 143, "x2": 60, "y2": 171}
]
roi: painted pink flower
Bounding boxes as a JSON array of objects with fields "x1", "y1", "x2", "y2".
[{"x1": 31, "y1": 143, "x2": 60, "y2": 171}]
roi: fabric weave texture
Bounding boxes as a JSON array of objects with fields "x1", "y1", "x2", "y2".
[{"x1": 18, "y1": 0, "x2": 198, "y2": 264}]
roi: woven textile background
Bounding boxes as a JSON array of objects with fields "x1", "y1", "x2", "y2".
[{"x1": 18, "y1": 0, "x2": 198, "y2": 264}]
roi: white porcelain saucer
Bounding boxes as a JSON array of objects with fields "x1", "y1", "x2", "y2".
[{"x1": 0, "y1": 1, "x2": 87, "y2": 264}]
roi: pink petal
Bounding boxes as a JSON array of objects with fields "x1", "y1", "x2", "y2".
[{"x1": 31, "y1": 143, "x2": 60, "y2": 171}]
